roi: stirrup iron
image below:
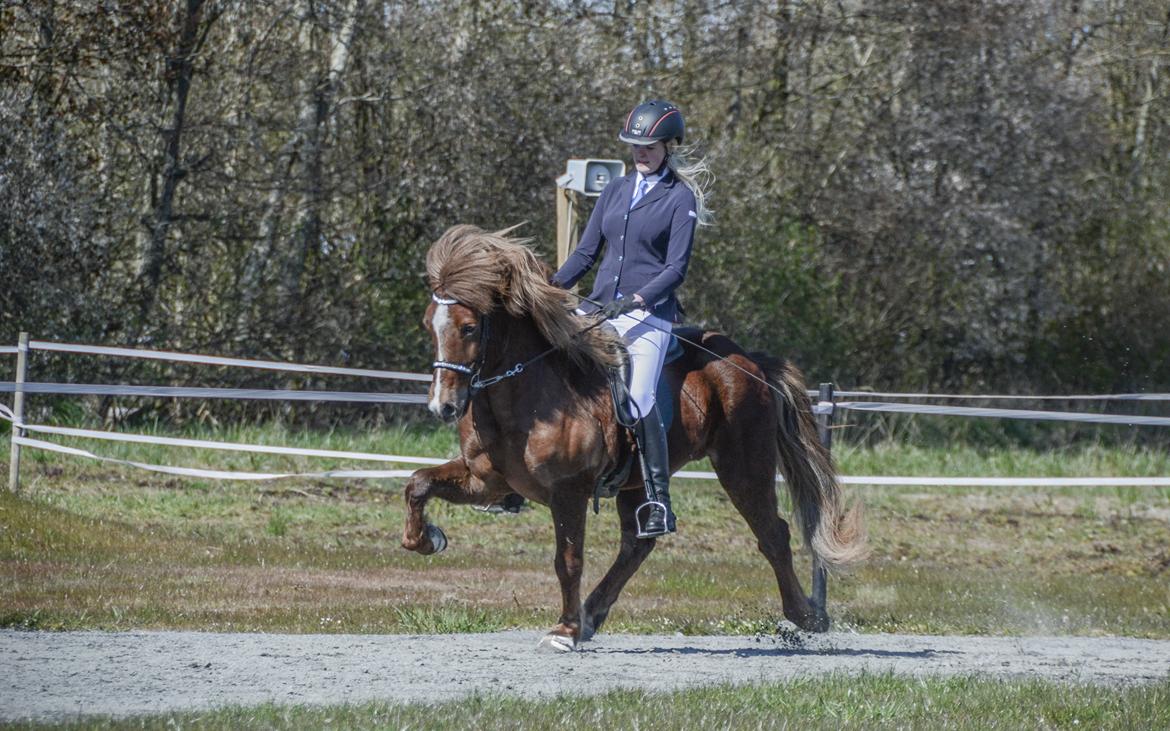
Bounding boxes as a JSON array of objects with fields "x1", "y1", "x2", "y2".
[{"x1": 635, "y1": 500, "x2": 671, "y2": 538}]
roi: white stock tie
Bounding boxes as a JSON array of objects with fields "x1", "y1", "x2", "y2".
[{"x1": 630, "y1": 179, "x2": 649, "y2": 209}]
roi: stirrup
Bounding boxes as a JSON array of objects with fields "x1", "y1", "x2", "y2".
[{"x1": 635, "y1": 500, "x2": 673, "y2": 538}]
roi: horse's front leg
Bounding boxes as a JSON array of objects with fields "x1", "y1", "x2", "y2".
[
  {"x1": 581, "y1": 487, "x2": 658, "y2": 641},
  {"x1": 538, "y1": 489, "x2": 589, "y2": 652},
  {"x1": 402, "y1": 458, "x2": 502, "y2": 555}
]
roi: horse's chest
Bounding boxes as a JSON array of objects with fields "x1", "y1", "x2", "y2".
[{"x1": 467, "y1": 405, "x2": 607, "y2": 490}]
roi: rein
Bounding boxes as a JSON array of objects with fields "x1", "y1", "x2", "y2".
[{"x1": 570, "y1": 292, "x2": 797, "y2": 404}]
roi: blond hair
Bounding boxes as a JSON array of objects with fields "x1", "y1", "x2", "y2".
[{"x1": 667, "y1": 142, "x2": 714, "y2": 226}]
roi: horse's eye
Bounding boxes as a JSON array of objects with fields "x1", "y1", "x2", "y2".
[{"x1": 460, "y1": 324, "x2": 477, "y2": 337}]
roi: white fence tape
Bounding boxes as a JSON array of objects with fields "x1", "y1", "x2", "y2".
[
  {"x1": 832, "y1": 390, "x2": 1170, "y2": 401},
  {"x1": 28, "y1": 340, "x2": 432, "y2": 382},
  {"x1": 6, "y1": 403, "x2": 1166, "y2": 488},
  {"x1": 14, "y1": 437, "x2": 417, "y2": 481},
  {"x1": 12, "y1": 435, "x2": 1168, "y2": 487},
  {"x1": 13, "y1": 423, "x2": 448, "y2": 466},
  {"x1": 5, "y1": 339, "x2": 1170, "y2": 487},
  {"x1": 676, "y1": 469, "x2": 1170, "y2": 487},
  {"x1": 835, "y1": 401, "x2": 1170, "y2": 427},
  {"x1": 0, "y1": 382, "x2": 427, "y2": 404}
]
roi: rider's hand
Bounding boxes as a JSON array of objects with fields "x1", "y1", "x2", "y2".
[{"x1": 600, "y1": 296, "x2": 640, "y2": 319}]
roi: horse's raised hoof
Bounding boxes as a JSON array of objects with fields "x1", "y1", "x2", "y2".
[
  {"x1": 404, "y1": 524, "x2": 448, "y2": 555},
  {"x1": 424, "y1": 524, "x2": 448, "y2": 554},
  {"x1": 537, "y1": 631, "x2": 577, "y2": 653}
]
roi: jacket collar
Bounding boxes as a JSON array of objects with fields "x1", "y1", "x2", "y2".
[{"x1": 628, "y1": 168, "x2": 675, "y2": 212}]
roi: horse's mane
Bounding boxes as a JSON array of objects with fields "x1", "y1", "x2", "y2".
[{"x1": 427, "y1": 224, "x2": 621, "y2": 371}]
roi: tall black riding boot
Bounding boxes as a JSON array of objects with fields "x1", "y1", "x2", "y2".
[{"x1": 634, "y1": 403, "x2": 676, "y2": 538}]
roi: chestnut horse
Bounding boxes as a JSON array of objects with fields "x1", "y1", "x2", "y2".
[{"x1": 402, "y1": 225, "x2": 866, "y2": 651}]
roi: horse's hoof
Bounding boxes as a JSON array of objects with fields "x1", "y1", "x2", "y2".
[
  {"x1": 786, "y1": 606, "x2": 831, "y2": 633},
  {"x1": 537, "y1": 633, "x2": 576, "y2": 652},
  {"x1": 804, "y1": 608, "x2": 831, "y2": 633},
  {"x1": 425, "y1": 524, "x2": 448, "y2": 554}
]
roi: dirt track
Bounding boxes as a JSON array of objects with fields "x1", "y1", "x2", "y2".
[{"x1": 3, "y1": 629, "x2": 1169, "y2": 722}]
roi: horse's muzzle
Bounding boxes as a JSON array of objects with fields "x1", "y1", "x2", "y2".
[
  {"x1": 430, "y1": 391, "x2": 468, "y2": 424},
  {"x1": 437, "y1": 401, "x2": 461, "y2": 423}
]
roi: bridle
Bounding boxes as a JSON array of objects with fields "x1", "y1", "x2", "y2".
[
  {"x1": 430, "y1": 292, "x2": 485, "y2": 379},
  {"x1": 430, "y1": 291, "x2": 558, "y2": 397}
]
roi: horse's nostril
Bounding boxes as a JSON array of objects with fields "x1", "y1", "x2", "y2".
[{"x1": 440, "y1": 403, "x2": 457, "y2": 420}]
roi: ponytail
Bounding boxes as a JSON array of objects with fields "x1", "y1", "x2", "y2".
[{"x1": 666, "y1": 142, "x2": 714, "y2": 226}]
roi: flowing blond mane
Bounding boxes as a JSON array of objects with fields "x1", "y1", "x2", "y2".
[{"x1": 426, "y1": 224, "x2": 621, "y2": 371}]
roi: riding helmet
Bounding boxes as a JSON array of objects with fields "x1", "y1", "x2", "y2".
[{"x1": 619, "y1": 100, "x2": 685, "y2": 146}]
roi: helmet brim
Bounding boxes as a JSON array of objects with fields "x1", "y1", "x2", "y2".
[{"x1": 618, "y1": 133, "x2": 662, "y2": 146}]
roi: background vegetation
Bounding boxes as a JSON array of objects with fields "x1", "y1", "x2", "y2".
[{"x1": 3, "y1": 0, "x2": 1169, "y2": 429}]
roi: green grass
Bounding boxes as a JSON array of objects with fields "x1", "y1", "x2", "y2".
[
  {"x1": 1, "y1": 422, "x2": 1169, "y2": 638},
  {"x1": 13, "y1": 675, "x2": 1170, "y2": 730}
]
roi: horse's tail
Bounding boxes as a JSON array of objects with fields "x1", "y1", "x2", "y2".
[{"x1": 754, "y1": 354, "x2": 868, "y2": 571}]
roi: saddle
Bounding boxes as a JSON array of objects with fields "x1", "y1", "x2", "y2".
[{"x1": 593, "y1": 326, "x2": 697, "y2": 512}]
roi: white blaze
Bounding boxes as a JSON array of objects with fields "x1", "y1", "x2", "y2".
[{"x1": 428, "y1": 303, "x2": 450, "y2": 416}]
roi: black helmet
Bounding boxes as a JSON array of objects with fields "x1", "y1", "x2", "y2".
[{"x1": 619, "y1": 99, "x2": 685, "y2": 146}]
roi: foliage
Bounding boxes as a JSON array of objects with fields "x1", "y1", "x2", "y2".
[{"x1": 2, "y1": 1, "x2": 1169, "y2": 427}]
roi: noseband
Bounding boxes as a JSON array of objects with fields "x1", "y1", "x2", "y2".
[{"x1": 431, "y1": 292, "x2": 489, "y2": 382}]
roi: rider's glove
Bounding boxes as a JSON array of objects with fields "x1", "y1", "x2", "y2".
[{"x1": 600, "y1": 296, "x2": 640, "y2": 319}]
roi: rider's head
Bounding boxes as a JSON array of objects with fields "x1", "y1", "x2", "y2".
[{"x1": 619, "y1": 100, "x2": 685, "y2": 176}]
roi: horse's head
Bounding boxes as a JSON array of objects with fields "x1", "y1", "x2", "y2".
[{"x1": 424, "y1": 292, "x2": 485, "y2": 423}]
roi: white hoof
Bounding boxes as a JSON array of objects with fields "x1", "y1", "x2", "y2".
[
  {"x1": 424, "y1": 524, "x2": 447, "y2": 554},
  {"x1": 537, "y1": 633, "x2": 576, "y2": 653}
]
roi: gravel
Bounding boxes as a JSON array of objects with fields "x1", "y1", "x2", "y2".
[{"x1": 3, "y1": 629, "x2": 1169, "y2": 722}]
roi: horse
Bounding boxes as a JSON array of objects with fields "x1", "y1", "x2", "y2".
[{"x1": 402, "y1": 225, "x2": 867, "y2": 651}]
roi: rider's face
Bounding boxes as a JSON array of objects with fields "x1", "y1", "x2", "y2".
[{"x1": 631, "y1": 141, "x2": 667, "y2": 175}]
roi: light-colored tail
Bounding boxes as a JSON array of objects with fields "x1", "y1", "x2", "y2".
[{"x1": 758, "y1": 357, "x2": 868, "y2": 570}]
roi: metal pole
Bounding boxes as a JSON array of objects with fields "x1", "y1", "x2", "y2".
[
  {"x1": 811, "y1": 381, "x2": 834, "y2": 611},
  {"x1": 8, "y1": 332, "x2": 29, "y2": 493}
]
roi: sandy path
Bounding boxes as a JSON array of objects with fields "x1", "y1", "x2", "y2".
[{"x1": 3, "y1": 629, "x2": 1169, "y2": 722}]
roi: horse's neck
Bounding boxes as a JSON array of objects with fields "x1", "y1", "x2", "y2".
[{"x1": 482, "y1": 312, "x2": 551, "y2": 375}]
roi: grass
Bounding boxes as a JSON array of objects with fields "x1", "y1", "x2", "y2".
[
  {"x1": 11, "y1": 675, "x2": 1170, "y2": 730},
  {"x1": 1, "y1": 422, "x2": 1169, "y2": 638}
]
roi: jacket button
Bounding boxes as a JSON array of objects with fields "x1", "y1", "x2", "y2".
[
  {"x1": 613, "y1": 276, "x2": 619, "y2": 281},
  {"x1": 618, "y1": 256, "x2": 623, "y2": 261}
]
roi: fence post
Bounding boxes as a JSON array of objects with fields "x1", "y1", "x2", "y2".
[
  {"x1": 815, "y1": 382, "x2": 835, "y2": 452},
  {"x1": 8, "y1": 332, "x2": 29, "y2": 493},
  {"x1": 811, "y1": 381, "x2": 834, "y2": 611}
]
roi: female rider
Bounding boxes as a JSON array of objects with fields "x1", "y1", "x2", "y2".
[{"x1": 551, "y1": 99, "x2": 712, "y2": 538}]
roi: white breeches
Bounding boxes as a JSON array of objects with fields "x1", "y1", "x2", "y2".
[{"x1": 608, "y1": 310, "x2": 671, "y2": 419}]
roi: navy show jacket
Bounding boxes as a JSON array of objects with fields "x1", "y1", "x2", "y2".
[{"x1": 551, "y1": 169, "x2": 697, "y2": 322}]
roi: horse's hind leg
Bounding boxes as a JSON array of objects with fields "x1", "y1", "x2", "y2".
[
  {"x1": 711, "y1": 437, "x2": 830, "y2": 633},
  {"x1": 581, "y1": 488, "x2": 658, "y2": 641}
]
